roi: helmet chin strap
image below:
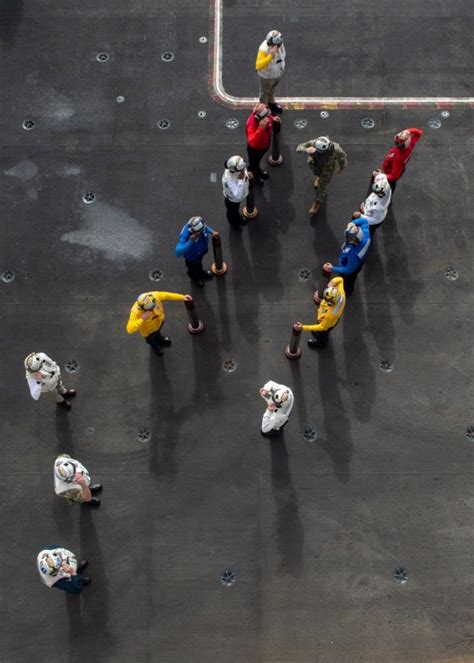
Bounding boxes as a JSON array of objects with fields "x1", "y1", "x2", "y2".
[{"x1": 57, "y1": 460, "x2": 77, "y2": 482}]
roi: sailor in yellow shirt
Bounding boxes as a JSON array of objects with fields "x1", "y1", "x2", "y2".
[
  {"x1": 295, "y1": 277, "x2": 346, "y2": 349},
  {"x1": 255, "y1": 30, "x2": 286, "y2": 114},
  {"x1": 126, "y1": 291, "x2": 190, "y2": 356}
]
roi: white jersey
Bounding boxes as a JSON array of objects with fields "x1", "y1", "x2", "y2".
[
  {"x1": 261, "y1": 380, "x2": 294, "y2": 433},
  {"x1": 222, "y1": 169, "x2": 250, "y2": 203},
  {"x1": 54, "y1": 454, "x2": 91, "y2": 497},
  {"x1": 37, "y1": 547, "x2": 77, "y2": 588},
  {"x1": 362, "y1": 175, "x2": 392, "y2": 226},
  {"x1": 25, "y1": 352, "x2": 61, "y2": 399},
  {"x1": 257, "y1": 40, "x2": 286, "y2": 79}
]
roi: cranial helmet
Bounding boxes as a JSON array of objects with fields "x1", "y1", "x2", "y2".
[
  {"x1": 345, "y1": 222, "x2": 363, "y2": 244},
  {"x1": 55, "y1": 459, "x2": 76, "y2": 483},
  {"x1": 395, "y1": 130, "x2": 411, "y2": 149},
  {"x1": 272, "y1": 388, "x2": 288, "y2": 405},
  {"x1": 24, "y1": 353, "x2": 42, "y2": 372},
  {"x1": 315, "y1": 136, "x2": 331, "y2": 153},
  {"x1": 188, "y1": 216, "x2": 205, "y2": 233},
  {"x1": 254, "y1": 103, "x2": 270, "y2": 120},
  {"x1": 266, "y1": 30, "x2": 283, "y2": 45},
  {"x1": 39, "y1": 552, "x2": 62, "y2": 575},
  {"x1": 226, "y1": 155, "x2": 247, "y2": 173},
  {"x1": 137, "y1": 293, "x2": 157, "y2": 311},
  {"x1": 323, "y1": 286, "x2": 339, "y2": 305},
  {"x1": 372, "y1": 174, "x2": 389, "y2": 194}
]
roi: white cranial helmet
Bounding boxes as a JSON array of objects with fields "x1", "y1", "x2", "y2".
[
  {"x1": 24, "y1": 353, "x2": 43, "y2": 372},
  {"x1": 372, "y1": 174, "x2": 389, "y2": 194},
  {"x1": 272, "y1": 388, "x2": 288, "y2": 405},
  {"x1": 345, "y1": 222, "x2": 363, "y2": 243},
  {"x1": 188, "y1": 216, "x2": 205, "y2": 233},
  {"x1": 315, "y1": 136, "x2": 331, "y2": 153},
  {"x1": 226, "y1": 155, "x2": 247, "y2": 173},
  {"x1": 266, "y1": 30, "x2": 283, "y2": 45},
  {"x1": 322, "y1": 286, "x2": 339, "y2": 305},
  {"x1": 55, "y1": 459, "x2": 76, "y2": 482},
  {"x1": 39, "y1": 551, "x2": 62, "y2": 575},
  {"x1": 137, "y1": 293, "x2": 157, "y2": 311},
  {"x1": 395, "y1": 130, "x2": 411, "y2": 149}
]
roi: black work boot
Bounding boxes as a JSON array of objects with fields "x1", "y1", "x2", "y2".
[
  {"x1": 57, "y1": 399, "x2": 71, "y2": 410},
  {"x1": 82, "y1": 577, "x2": 92, "y2": 586},
  {"x1": 84, "y1": 498, "x2": 101, "y2": 507},
  {"x1": 269, "y1": 102, "x2": 283, "y2": 115},
  {"x1": 77, "y1": 560, "x2": 89, "y2": 571},
  {"x1": 90, "y1": 484, "x2": 102, "y2": 494}
]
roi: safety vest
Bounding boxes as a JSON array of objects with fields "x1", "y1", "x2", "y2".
[{"x1": 257, "y1": 41, "x2": 286, "y2": 79}]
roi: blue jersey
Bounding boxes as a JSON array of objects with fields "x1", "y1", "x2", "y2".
[
  {"x1": 175, "y1": 224, "x2": 214, "y2": 261},
  {"x1": 332, "y1": 217, "x2": 371, "y2": 276}
]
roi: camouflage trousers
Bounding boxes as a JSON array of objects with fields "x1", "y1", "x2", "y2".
[{"x1": 313, "y1": 173, "x2": 334, "y2": 204}]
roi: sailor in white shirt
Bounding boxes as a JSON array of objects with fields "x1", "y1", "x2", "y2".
[
  {"x1": 255, "y1": 30, "x2": 286, "y2": 114},
  {"x1": 37, "y1": 546, "x2": 91, "y2": 593},
  {"x1": 260, "y1": 380, "x2": 294, "y2": 434},
  {"x1": 360, "y1": 172, "x2": 392, "y2": 237},
  {"x1": 24, "y1": 352, "x2": 76, "y2": 410},
  {"x1": 54, "y1": 454, "x2": 103, "y2": 506},
  {"x1": 222, "y1": 155, "x2": 251, "y2": 231}
]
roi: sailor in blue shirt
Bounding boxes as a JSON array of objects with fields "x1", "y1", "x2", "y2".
[
  {"x1": 323, "y1": 216, "x2": 371, "y2": 296},
  {"x1": 175, "y1": 217, "x2": 218, "y2": 287}
]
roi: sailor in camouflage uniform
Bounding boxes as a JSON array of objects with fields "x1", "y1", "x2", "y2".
[{"x1": 296, "y1": 136, "x2": 347, "y2": 216}]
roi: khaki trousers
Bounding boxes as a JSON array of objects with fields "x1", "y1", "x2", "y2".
[{"x1": 258, "y1": 76, "x2": 281, "y2": 104}]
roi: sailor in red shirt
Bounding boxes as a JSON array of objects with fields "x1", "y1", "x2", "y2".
[
  {"x1": 380, "y1": 127, "x2": 423, "y2": 192},
  {"x1": 245, "y1": 103, "x2": 280, "y2": 185}
]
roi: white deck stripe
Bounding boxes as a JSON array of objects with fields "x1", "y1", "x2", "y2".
[{"x1": 212, "y1": 0, "x2": 474, "y2": 107}]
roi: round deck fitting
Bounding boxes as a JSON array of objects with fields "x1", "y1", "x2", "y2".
[
  {"x1": 361, "y1": 118, "x2": 375, "y2": 129},
  {"x1": 294, "y1": 118, "x2": 307, "y2": 129},
  {"x1": 149, "y1": 269, "x2": 163, "y2": 282},
  {"x1": 219, "y1": 569, "x2": 236, "y2": 587},
  {"x1": 1, "y1": 270, "x2": 15, "y2": 283},
  {"x1": 137, "y1": 427, "x2": 152, "y2": 443},
  {"x1": 65, "y1": 359, "x2": 80, "y2": 374},
  {"x1": 82, "y1": 192, "x2": 96, "y2": 204}
]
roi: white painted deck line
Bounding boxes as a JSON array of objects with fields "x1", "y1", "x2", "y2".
[{"x1": 211, "y1": 0, "x2": 474, "y2": 107}]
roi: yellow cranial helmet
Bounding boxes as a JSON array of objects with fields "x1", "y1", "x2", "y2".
[{"x1": 323, "y1": 286, "x2": 339, "y2": 305}]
